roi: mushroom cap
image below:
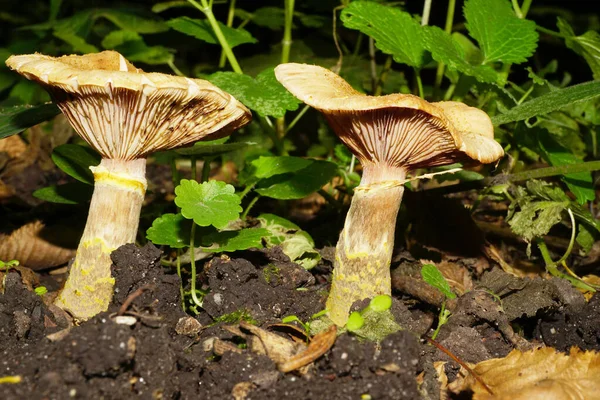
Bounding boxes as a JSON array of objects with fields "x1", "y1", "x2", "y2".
[
  {"x1": 274, "y1": 63, "x2": 503, "y2": 170},
  {"x1": 6, "y1": 51, "x2": 252, "y2": 160}
]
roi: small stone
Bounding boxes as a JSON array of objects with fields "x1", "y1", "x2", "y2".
[
  {"x1": 13, "y1": 311, "x2": 31, "y2": 339},
  {"x1": 112, "y1": 315, "x2": 138, "y2": 326},
  {"x1": 175, "y1": 316, "x2": 202, "y2": 336}
]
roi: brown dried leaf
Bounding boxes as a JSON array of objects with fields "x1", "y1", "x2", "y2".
[
  {"x1": 436, "y1": 261, "x2": 474, "y2": 295},
  {"x1": 449, "y1": 347, "x2": 600, "y2": 400},
  {"x1": 434, "y1": 361, "x2": 450, "y2": 400},
  {"x1": 0, "y1": 135, "x2": 27, "y2": 159},
  {"x1": 0, "y1": 221, "x2": 75, "y2": 270},
  {"x1": 279, "y1": 325, "x2": 337, "y2": 373},
  {"x1": 240, "y1": 321, "x2": 305, "y2": 366}
]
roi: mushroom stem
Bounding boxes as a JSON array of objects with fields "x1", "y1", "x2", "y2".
[
  {"x1": 327, "y1": 164, "x2": 406, "y2": 326},
  {"x1": 54, "y1": 158, "x2": 147, "y2": 320}
]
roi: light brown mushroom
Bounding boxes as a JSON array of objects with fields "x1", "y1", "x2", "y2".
[
  {"x1": 6, "y1": 51, "x2": 251, "y2": 320},
  {"x1": 275, "y1": 63, "x2": 503, "y2": 326}
]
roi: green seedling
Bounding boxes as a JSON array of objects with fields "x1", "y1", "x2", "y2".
[
  {"x1": 282, "y1": 309, "x2": 329, "y2": 337},
  {"x1": 421, "y1": 264, "x2": 456, "y2": 340},
  {"x1": 344, "y1": 295, "x2": 401, "y2": 342},
  {"x1": 346, "y1": 312, "x2": 365, "y2": 332},
  {"x1": 34, "y1": 286, "x2": 48, "y2": 296}
]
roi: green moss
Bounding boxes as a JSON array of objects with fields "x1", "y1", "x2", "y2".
[
  {"x1": 262, "y1": 264, "x2": 281, "y2": 284},
  {"x1": 213, "y1": 309, "x2": 258, "y2": 325}
]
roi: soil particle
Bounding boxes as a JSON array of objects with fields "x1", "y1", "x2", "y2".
[
  {"x1": 537, "y1": 293, "x2": 600, "y2": 351},
  {"x1": 202, "y1": 255, "x2": 322, "y2": 323}
]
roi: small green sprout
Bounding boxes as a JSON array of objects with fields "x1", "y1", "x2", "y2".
[
  {"x1": 346, "y1": 311, "x2": 365, "y2": 332},
  {"x1": 368, "y1": 295, "x2": 393, "y2": 312},
  {"x1": 0, "y1": 260, "x2": 19, "y2": 271},
  {"x1": 420, "y1": 264, "x2": 456, "y2": 340},
  {"x1": 34, "y1": 286, "x2": 48, "y2": 296}
]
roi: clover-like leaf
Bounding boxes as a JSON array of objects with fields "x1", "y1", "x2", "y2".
[
  {"x1": 175, "y1": 180, "x2": 242, "y2": 229},
  {"x1": 209, "y1": 68, "x2": 301, "y2": 118},
  {"x1": 167, "y1": 16, "x2": 256, "y2": 48},
  {"x1": 251, "y1": 156, "x2": 313, "y2": 179},
  {"x1": 146, "y1": 213, "x2": 193, "y2": 249},
  {"x1": 464, "y1": 0, "x2": 538, "y2": 64},
  {"x1": 201, "y1": 228, "x2": 270, "y2": 252}
]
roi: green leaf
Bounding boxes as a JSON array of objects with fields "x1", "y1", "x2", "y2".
[
  {"x1": 257, "y1": 213, "x2": 300, "y2": 246},
  {"x1": 102, "y1": 31, "x2": 174, "y2": 65},
  {"x1": 146, "y1": 213, "x2": 192, "y2": 249},
  {"x1": 422, "y1": 26, "x2": 502, "y2": 85},
  {"x1": 167, "y1": 16, "x2": 256, "y2": 48},
  {"x1": 0, "y1": 104, "x2": 61, "y2": 140},
  {"x1": 51, "y1": 144, "x2": 101, "y2": 185},
  {"x1": 152, "y1": 1, "x2": 192, "y2": 13},
  {"x1": 492, "y1": 81, "x2": 600, "y2": 125},
  {"x1": 576, "y1": 224, "x2": 595, "y2": 254},
  {"x1": 420, "y1": 264, "x2": 456, "y2": 299},
  {"x1": 509, "y1": 201, "x2": 567, "y2": 242},
  {"x1": 255, "y1": 160, "x2": 338, "y2": 200},
  {"x1": 95, "y1": 9, "x2": 168, "y2": 33},
  {"x1": 537, "y1": 131, "x2": 595, "y2": 204},
  {"x1": 249, "y1": 7, "x2": 285, "y2": 30},
  {"x1": 280, "y1": 232, "x2": 320, "y2": 269},
  {"x1": 464, "y1": 0, "x2": 538, "y2": 64},
  {"x1": 175, "y1": 140, "x2": 255, "y2": 157},
  {"x1": 341, "y1": 1, "x2": 427, "y2": 68},
  {"x1": 557, "y1": 18, "x2": 600, "y2": 80},
  {"x1": 208, "y1": 68, "x2": 301, "y2": 118},
  {"x1": 201, "y1": 228, "x2": 269, "y2": 252},
  {"x1": 250, "y1": 156, "x2": 312, "y2": 179},
  {"x1": 33, "y1": 182, "x2": 93, "y2": 204},
  {"x1": 175, "y1": 180, "x2": 242, "y2": 229}
]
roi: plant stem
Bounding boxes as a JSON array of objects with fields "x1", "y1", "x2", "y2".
[
  {"x1": 282, "y1": 0, "x2": 295, "y2": 64},
  {"x1": 167, "y1": 60, "x2": 185, "y2": 77},
  {"x1": 219, "y1": 0, "x2": 237, "y2": 68},
  {"x1": 189, "y1": 222, "x2": 204, "y2": 307},
  {"x1": 416, "y1": 70, "x2": 424, "y2": 98},
  {"x1": 285, "y1": 104, "x2": 310, "y2": 134},
  {"x1": 201, "y1": 156, "x2": 213, "y2": 182},
  {"x1": 191, "y1": 156, "x2": 197, "y2": 181},
  {"x1": 421, "y1": 0, "x2": 433, "y2": 26},
  {"x1": 188, "y1": 0, "x2": 243, "y2": 74},
  {"x1": 369, "y1": 37, "x2": 377, "y2": 93},
  {"x1": 536, "y1": 25, "x2": 569, "y2": 39},
  {"x1": 176, "y1": 249, "x2": 185, "y2": 311},
  {"x1": 327, "y1": 164, "x2": 406, "y2": 326},
  {"x1": 521, "y1": 0, "x2": 533, "y2": 17},
  {"x1": 55, "y1": 158, "x2": 147, "y2": 320},
  {"x1": 434, "y1": 0, "x2": 456, "y2": 93},
  {"x1": 238, "y1": 183, "x2": 255, "y2": 201},
  {"x1": 241, "y1": 194, "x2": 260, "y2": 220},
  {"x1": 537, "y1": 238, "x2": 595, "y2": 292},
  {"x1": 374, "y1": 56, "x2": 392, "y2": 96}
]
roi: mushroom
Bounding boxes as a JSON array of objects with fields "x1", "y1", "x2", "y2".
[
  {"x1": 6, "y1": 51, "x2": 251, "y2": 320},
  {"x1": 275, "y1": 63, "x2": 503, "y2": 326}
]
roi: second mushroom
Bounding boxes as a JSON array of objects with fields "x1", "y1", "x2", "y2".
[
  {"x1": 275, "y1": 63, "x2": 504, "y2": 326},
  {"x1": 6, "y1": 51, "x2": 251, "y2": 321}
]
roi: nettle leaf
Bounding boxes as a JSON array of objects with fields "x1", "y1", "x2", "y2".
[
  {"x1": 537, "y1": 131, "x2": 595, "y2": 204},
  {"x1": 102, "y1": 30, "x2": 173, "y2": 65},
  {"x1": 421, "y1": 264, "x2": 456, "y2": 299},
  {"x1": 33, "y1": 182, "x2": 93, "y2": 205},
  {"x1": 201, "y1": 228, "x2": 269, "y2": 252},
  {"x1": 492, "y1": 81, "x2": 600, "y2": 125},
  {"x1": 251, "y1": 156, "x2": 313, "y2": 179},
  {"x1": 51, "y1": 144, "x2": 101, "y2": 185},
  {"x1": 209, "y1": 68, "x2": 300, "y2": 118},
  {"x1": 255, "y1": 160, "x2": 338, "y2": 200},
  {"x1": 175, "y1": 180, "x2": 242, "y2": 229},
  {"x1": 167, "y1": 16, "x2": 256, "y2": 48},
  {"x1": 0, "y1": 103, "x2": 60, "y2": 140},
  {"x1": 557, "y1": 18, "x2": 600, "y2": 80},
  {"x1": 341, "y1": 1, "x2": 427, "y2": 68},
  {"x1": 423, "y1": 26, "x2": 502, "y2": 85},
  {"x1": 257, "y1": 213, "x2": 300, "y2": 245},
  {"x1": 146, "y1": 213, "x2": 193, "y2": 249},
  {"x1": 464, "y1": 0, "x2": 538, "y2": 64}
]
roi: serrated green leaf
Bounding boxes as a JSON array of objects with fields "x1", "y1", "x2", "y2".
[
  {"x1": 0, "y1": 103, "x2": 61, "y2": 140},
  {"x1": 492, "y1": 81, "x2": 600, "y2": 125},
  {"x1": 537, "y1": 130, "x2": 595, "y2": 204},
  {"x1": 557, "y1": 18, "x2": 600, "y2": 80},
  {"x1": 341, "y1": 1, "x2": 427, "y2": 68},
  {"x1": 421, "y1": 264, "x2": 456, "y2": 299},
  {"x1": 251, "y1": 156, "x2": 312, "y2": 179},
  {"x1": 175, "y1": 141, "x2": 255, "y2": 157},
  {"x1": 53, "y1": 30, "x2": 98, "y2": 53},
  {"x1": 33, "y1": 182, "x2": 93, "y2": 204},
  {"x1": 509, "y1": 201, "x2": 567, "y2": 241},
  {"x1": 167, "y1": 16, "x2": 256, "y2": 48},
  {"x1": 576, "y1": 224, "x2": 595, "y2": 254},
  {"x1": 102, "y1": 31, "x2": 174, "y2": 65},
  {"x1": 51, "y1": 144, "x2": 101, "y2": 185},
  {"x1": 146, "y1": 213, "x2": 193, "y2": 249},
  {"x1": 464, "y1": 0, "x2": 538, "y2": 64},
  {"x1": 95, "y1": 9, "x2": 168, "y2": 33},
  {"x1": 208, "y1": 68, "x2": 300, "y2": 118},
  {"x1": 257, "y1": 213, "x2": 299, "y2": 246},
  {"x1": 422, "y1": 26, "x2": 502, "y2": 84},
  {"x1": 175, "y1": 180, "x2": 242, "y2": 229},
  {"x1": 255, "y1": 160, "x2": 338, "y2": 200},
  {"x1": 202, "y1": 228, "x2": 269, "y2": 252}
]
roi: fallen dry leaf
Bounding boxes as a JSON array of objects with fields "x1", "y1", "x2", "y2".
[
  {"x1": 449, "y1": 347, "x2": 600, "y2": 400},
  {"x1": 279, "y1": 325, "x2": 337, "y2": 373},
  {"x1": 0, "y1": 221, "x2": 75, "y2": 270},
  {"x1": 240, "y1": 321, "x2": 305, "y2": 366},
  {"x1": 436, "y1": 260, "x2": 474, "y2": 296},
  {"x1": 434, "y1": 361, "x2": 450, "y2": 400}
]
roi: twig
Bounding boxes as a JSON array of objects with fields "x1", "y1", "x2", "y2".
[{"x1": 118, "y1": 284, "x2": 156, "y2": 316}]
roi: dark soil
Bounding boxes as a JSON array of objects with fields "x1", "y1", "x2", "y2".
[{"x1": 1, "y1": 242, "x2": 599, "y2": 400}]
